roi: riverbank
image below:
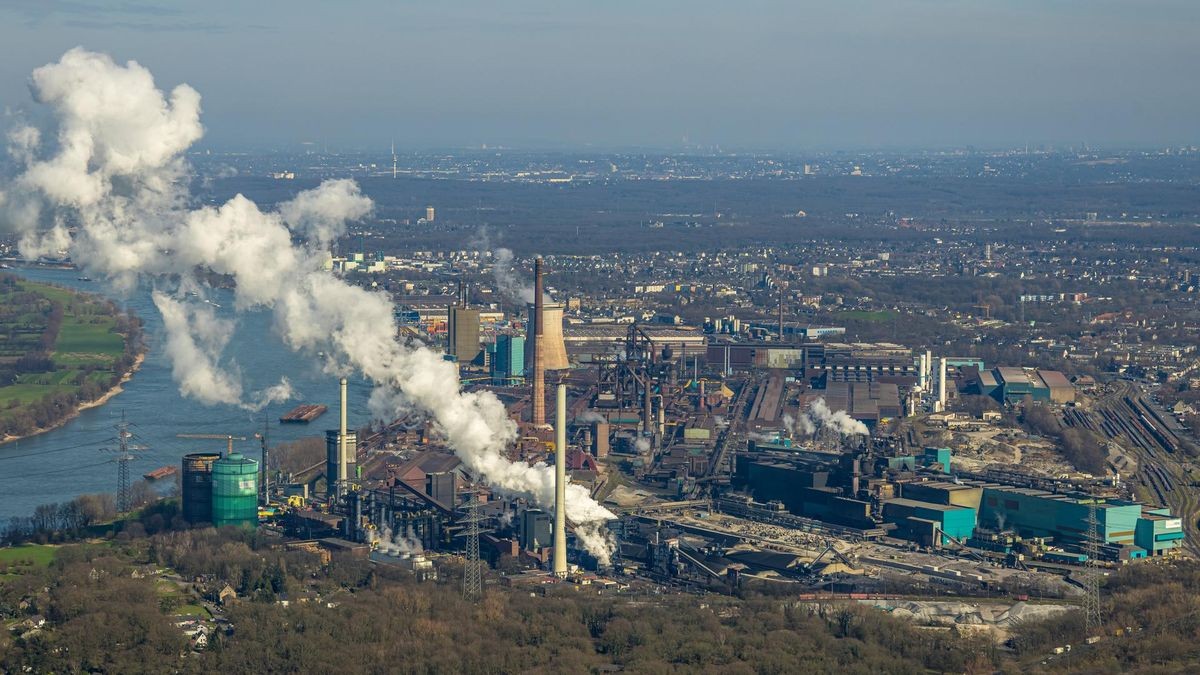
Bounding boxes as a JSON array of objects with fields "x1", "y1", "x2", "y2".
[
  {"x1": 0, "y1": 267, "x2": 375, "y2": 521},
  {"x1": 0, "y1": 350, "x2": 146, "y2": 445},
  {"x1": 0, "y1": 273, "x2": 146, "y2": 446}
]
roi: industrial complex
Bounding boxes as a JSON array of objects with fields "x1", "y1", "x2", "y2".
[{"x1": 171, "y1": 254, "x2": 1187, "y2": 606}]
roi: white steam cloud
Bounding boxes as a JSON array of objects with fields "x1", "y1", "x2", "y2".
[
  {"x1": 784, "y1": 399, "x2": 869, "y2": 437},
  {"x1": 491, "y1": 247, "x2": 550, "y2": 305},
  {"x1": 151, "y1": 291, "x2": 294, "y2": 411},
  {"x1": 368, "y1": 524, "x2": 423, "y2": 556},
  {"x1": 1, "y1": 48, "x2": 615, "y2": 560}
]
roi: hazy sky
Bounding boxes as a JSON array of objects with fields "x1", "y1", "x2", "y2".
[{"x1": 1, "y1": 0, "x2": 1197, "y2": 150}]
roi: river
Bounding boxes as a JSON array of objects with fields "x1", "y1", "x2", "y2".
[{"x1": 0, "y1": 268, "x2": 375, "y2": 521}]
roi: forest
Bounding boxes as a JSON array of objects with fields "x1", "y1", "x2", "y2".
[{"x1": 3, "y1": 512, "x2": 1200, "y2": 673}]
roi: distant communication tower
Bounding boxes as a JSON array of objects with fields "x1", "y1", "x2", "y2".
[
  {"x1": 462, "y1": 490, "x2": 483, "y2": 601},
  {"x1": 101, "y1": 413, "x2": 143, "y2": 513},
  {"x1": 1082, "y1": 500, "x2": 1103, "y2": 632}
]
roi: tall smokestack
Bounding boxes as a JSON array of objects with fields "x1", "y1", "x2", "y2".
[
  {"x1": 938, "y1": 357, "x2": 948, "y2": 410},
  {"x1": 339, "y1": 377, "x2": 348, "y2": 492},
  {"x1": 532, "y1": 257, "x2": 547, "y2": 426},
  {"x1": 778, "y1": 284, "x2": 785, "y2": 340},
  {"x1": 553, "y1": 383, "x2": 568, "y2": 578},
  {"x1": 656, "y1": 394, "x2": 665, "y2": 438},
  {"x1": 643, "y1": 379, "x2": 653, "y2": 434}
]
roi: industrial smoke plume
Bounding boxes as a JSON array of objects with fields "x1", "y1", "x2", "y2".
[
  {"x1": 784, "y1": 398, "x2": 869, "y2": 437},
  {"x1": 491, "y1": 246, "x2": 551, "y2": 305},
  {"x1": 0, "y1": 48, "x2": 615, "y2": 561}
]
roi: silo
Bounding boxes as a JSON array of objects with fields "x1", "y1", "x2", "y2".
[
  {"x1": 181, "y1": 452, "x2": 221, "y2": 524},
  {"x1": 211, "y1": 452, "x2": 259, "y2": 528}
]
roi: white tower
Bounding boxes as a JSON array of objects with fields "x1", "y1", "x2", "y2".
[
  {"x1": 938, "y1": 357, "x2": 948, "y2": 409},
  {"x1": 339, "y1": 377, "x2": 349, "y2": 491},
  {"x1": 553, "y1": 384, "x2": 569, "y2": 578}
]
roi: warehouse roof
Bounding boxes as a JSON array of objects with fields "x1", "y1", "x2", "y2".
[
  {"x1": 884, "y1": 498, "x2": 971, "y2": 512},
  {"x1": 1037, "y1": 370, "x2": 1072, "y2": 389}
]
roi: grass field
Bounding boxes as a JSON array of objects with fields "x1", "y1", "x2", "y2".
[
  {"x1": 54, "y1": 315, "x2": 123, "y2": 363},
  {"x1": 173, "y1": 604, "x2": 211, "y2": 619},
  {"x1": 0, "y1": 276, "x2": 134, "y2": 436},
  {"x1": 0, "y1": 543, "x2": 57, "y2": 568},
  {"x1": 0, "y1": 381, "x2": 79, "y2": 405}
]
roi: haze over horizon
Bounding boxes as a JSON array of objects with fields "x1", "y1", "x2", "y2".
[{"x1": 1, "y1": 1, "x2": 1198, "y2": 151}]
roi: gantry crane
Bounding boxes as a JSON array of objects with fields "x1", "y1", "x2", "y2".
[{"x1": 176, "y1": 433, "x2": 247, "y2": 457}]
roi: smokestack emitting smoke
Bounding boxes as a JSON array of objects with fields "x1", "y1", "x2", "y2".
[
  {"x1": 531, "y1": 257, "x2": 547, "y2": 426},
  {"x1": 553, "y1": 384, "x2": 568, "y2": 577},
  {"x1": 0, "y1": 48, "x2": 616, "y2": 561},
  {"x1": 491, "y1": 247, "x2": 546, "y2": 305},
  {"x1": 783, "y1": 398, "x2": 869, "y2": 437}
]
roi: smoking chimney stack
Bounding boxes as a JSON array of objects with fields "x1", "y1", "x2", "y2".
[
  {"x1": 531, "y1": 258, "x2": 547, "y2": 426},
  {"x1": 553, "y1": 383, "x2": 568, "y2": 578}
]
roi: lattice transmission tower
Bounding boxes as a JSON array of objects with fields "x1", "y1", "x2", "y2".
[
  {"x1": 462, "y1": 489, "x2": 483, "y2": 601},
  {"x1": 101, "y1": 413, "x2": 143, "y2": 513},
  {"x1": 1082, "y1": 500, "x2": 1103, "y2": 633}
]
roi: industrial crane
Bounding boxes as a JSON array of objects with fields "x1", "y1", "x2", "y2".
[
  {"x1": 801, "y1": 540, "x2": 860, "y2": 577},
  {"x1": 176, "y1": 433, "x2": 247, "y2": 457}
]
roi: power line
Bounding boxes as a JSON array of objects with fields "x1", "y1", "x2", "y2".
[
  {"x1": 0, "y1": 436, "x2": 113, "y2": 462},
  {"x1": 1083, "y1": 500, "x2": 1103, "y2": 633},
  {"x1": 462, "y1": 488, "x2": 483, "y2": 602},
  {"x1": 99, "y1": 413, "x2": 145, "y2": 513},
  {"x1": 0, "y1": 459, "x2": 113, "y2": 482}
]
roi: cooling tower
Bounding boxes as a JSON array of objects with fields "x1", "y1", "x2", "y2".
[
  {"x1": 553, "y1": 384, "x2": 568, "y2": 578},
  {"x1": 539, "y1": 304, "x2": 568, "y2": 370}
]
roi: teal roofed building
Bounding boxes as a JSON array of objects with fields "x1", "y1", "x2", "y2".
[{"x1": 979, "y1": 487, "x2": 1182, "y2": 558}]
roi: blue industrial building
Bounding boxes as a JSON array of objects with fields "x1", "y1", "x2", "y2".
[
  {"x1": 978, "y1": 486, "x2": 1182, "y2": 557},
  {"x1": 922, "y1": 447, "x2": 952, "y2": 474},
  {"x1": 882, "y1": 498, "x2": 976, "y2": 546},
  {"x1": 741, "y1": 444, "x2": 1182, "y2": 559},
  {"x1": 489, "y1": 334, "x2": 525, "y2": 385}
]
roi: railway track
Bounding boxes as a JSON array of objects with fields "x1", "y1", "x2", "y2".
[{"x1": 1076, "y1": 385, "x2": 1200, "y2": 556}]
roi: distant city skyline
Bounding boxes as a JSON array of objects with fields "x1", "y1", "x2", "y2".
[{"x1": 1, "y1": 1, "x2": 1198, "y2": 151}]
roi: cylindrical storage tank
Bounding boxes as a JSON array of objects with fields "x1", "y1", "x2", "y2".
[
  {"x1": 182, "y1": 452, "x2": 221, "y2": 524},
  {"x1": 211, "y1": 452, "x2": 260, "y2": 528}
]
